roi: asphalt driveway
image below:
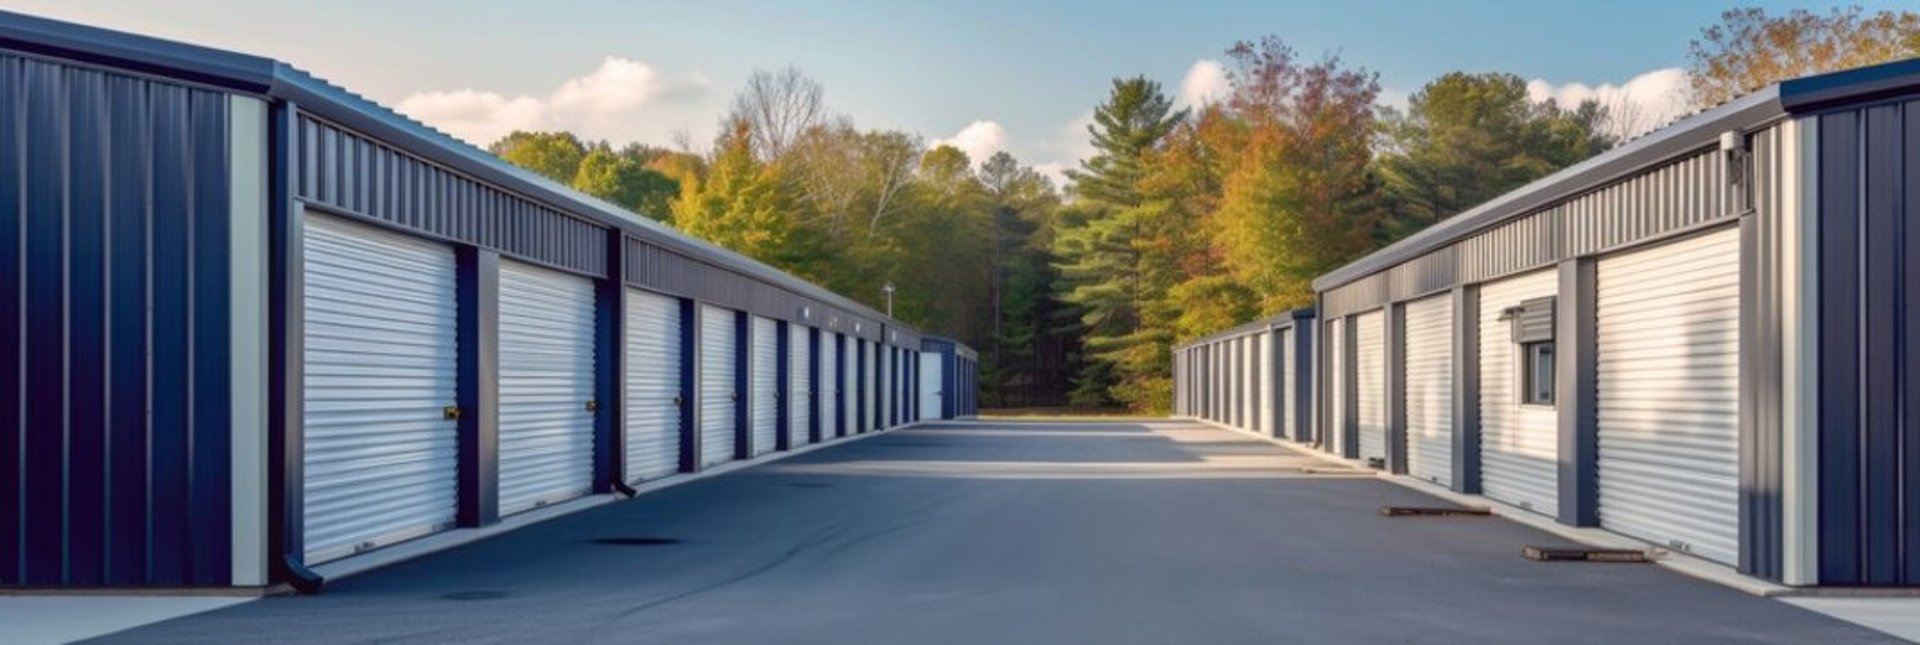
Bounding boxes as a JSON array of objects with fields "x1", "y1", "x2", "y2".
[{"x1": 99, "y1": 420, "x2": 1896, "y2": 644}]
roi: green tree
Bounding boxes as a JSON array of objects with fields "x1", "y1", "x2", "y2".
[
  {"x1": 573, "y1": 145, "x2": 681, "y2": 221},
  {"x1": 1053, "y1": 77, "x2": 1188, "y2": 408},
  {"x1": 1374, "y1": 72, "x2": 1614, "y2": 241},
  {"x1": 489, "y1": 131, "x2": 588, "y2": 183},
  {"x1": 672, "y1": 119, "x2": 797, "y2": 263}
]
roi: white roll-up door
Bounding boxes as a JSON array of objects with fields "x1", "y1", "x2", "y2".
[
  {"x1": 821, "y1": 335, "x2": 840, "y2": 439},
  {"x1": 1248, "y1": 336, "x2": 1261, "y2": 432},
  {"x1": 625, "y1": 290, "x2": 681, "y2": 483},
  {"x1": 699, "y1": 305, "x2": 738, "y2": 467},
  {"x1": 1479, "y1": 269, "x2": 1559, "y2": 517},
  {"x1": 1404, "y1": 295, "x2": 1454, "y2": 487},
  {"x1": 865, "y1": 340, "x2": 878, "y2": 431},
  {"x1": 1355, "y1": 310, "x2": 1387, "y2": 465},
  {"x1": 1277, "y1": 328, "x2": 1295, "y2": 440},
  {"x1": 840, "y1": 336, "x2": 855, "y2": 434},
  {"x1": 1327, "y1": 322, "x2": 1345, "y2": 455},
  {"x1": 302, "y1": 214, "x2": 459, "y2": 563},
  {"x1": 1256, "y1": 333, "x2": 1272, "y2": 436},
  {"x1": 497, "y1": 261, "x2": 598, "y2": 516},
  {"x1": 920, "y1": 350, "x2": 941, "y2": 420},
  {"x1": 787, "y1": 325, "x2": 812, "y2": 447},
  {"x1": 1596, "y1": 228, "x2": 1741, "y2": 565},
  {"x1": 878, "y1": 345, "x2": 892, "y2": 429},
  {"x1": 750, "y1": 316, "x2": 779, "y2": 456}
]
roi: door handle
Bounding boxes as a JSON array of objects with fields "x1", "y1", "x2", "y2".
[
  {"x1": 443, "y1": 405, "x2": 462, "y2": 421},
  {"x1": 584, "y1": 399, "x2": 599, "y2": 413}
]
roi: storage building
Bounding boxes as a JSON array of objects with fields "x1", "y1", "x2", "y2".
[
  {"x1": 1175, "y1": 58, "x2": 1920, "y2": 587},
  {"x1": 0, "y1": 12, "x2": 974, "y2": 591},
  {"x1": 919, "y1": 336, "x2": 980, "y2": 420}
]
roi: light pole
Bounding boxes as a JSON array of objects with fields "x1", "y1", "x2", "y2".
[{"x1": 882, "y1": 282, "x2": 895, "y2": 318}]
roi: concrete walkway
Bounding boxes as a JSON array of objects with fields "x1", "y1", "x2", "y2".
[{"x1": 93, "y1": 421, "x2": 1899, "y2": 644}]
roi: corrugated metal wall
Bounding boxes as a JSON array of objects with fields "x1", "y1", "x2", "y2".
[
  {"x1": 296, "y1": 114, "x2": 607, "y2": 278},
  {"x1": 626, "y1": 238, "x2": 887, "y2": 344},
  {"x1": 1323, "y1": 148, "x2": 1737, "y2": 319},
  {"x1": 1813, "y1": 98, "x2": 1920, "y2": 586},
  {"x1": 0, "y1": 51, "x2": 235, "y2": 586}
]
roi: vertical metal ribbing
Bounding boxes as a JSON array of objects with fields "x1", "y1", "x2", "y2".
[
  {"x1": 456, "y1": 248, "x2": 500, "y2": 527},
  {"x1": 1557, "y1": 258, "x2": 1598, "y2": 527},
  {"x1": 1452, "y1": 286, "x2": 1482, "y2": 494}
]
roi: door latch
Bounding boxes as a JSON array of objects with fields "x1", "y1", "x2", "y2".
[
  {"x1": 443, "y1": 405, "x2": 462, "y2": 421},
  {"x1": 672, "y1": 395, "x2": 684, "y2": 407},
  {"x1": 584, "y1": 399, "x2": 599, "y2": 412}
]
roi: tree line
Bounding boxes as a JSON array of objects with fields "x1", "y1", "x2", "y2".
[{"x1": 488, "y1": 6, "x2": 1920, "y2": 413}]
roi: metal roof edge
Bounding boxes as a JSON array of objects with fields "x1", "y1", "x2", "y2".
[
  {"x1": 0, "y1": 9, "x2": 917, "y2": 336},
  {"x1": 0, "y1": 9, "x2": 276, "y2": 93},
  {"x1": 1312, "y1": 87, "x2": 1784, "y2": 292},
  {"x1": 1176, "y1": 308, "x2": 1315, "y2": 350},
  {"x1": 1780, "y1": 56, "x2": 1920, "y2": 113}
]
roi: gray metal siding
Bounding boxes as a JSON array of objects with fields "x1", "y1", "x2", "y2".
[
  {"x1": 1322, "y1": 148, "x2": 1740, "y2": 319},
  {"x1": 625, "y1": 238, "x2": 883, "y2": 342},
  {"x1": 0, "y1": 51, "x2": 236, "y2": 586}
]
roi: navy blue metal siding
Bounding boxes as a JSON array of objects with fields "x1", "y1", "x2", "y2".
[
  {"x1": 1815, "y1": 99, "x2": 1920, "y2": 586},
  {"x1": 295, "y1": 114, "x2": 607, "y2": 278},
  {"x1": 0, "y1": 51, "x2": 232, "y2": 587}
]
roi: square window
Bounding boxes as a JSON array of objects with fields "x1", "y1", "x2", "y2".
[{"x1": 1522, "y1": 341, "x2": 1554, "y2": 406}]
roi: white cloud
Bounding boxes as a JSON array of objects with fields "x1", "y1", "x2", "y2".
[
  {"x1": 396, "y1": 56, "x2": 713, "y2": 148},
  {"x1": 1175, "y1": 59, "x2": 1229, "y2": 111},
  {"x1": 1525, "y1": 67, "x2": 1691, "y2": 140},
  {"x1": 931, "y1": 120, "x2": 1011, "y2": 165},
  {"x1": 1032, "y1": 161, "x2": 1073, "y2": 190}
]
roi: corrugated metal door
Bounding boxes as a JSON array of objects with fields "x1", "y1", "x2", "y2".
[
  {"x1": 920, "y1": 350, "x2": 942, "y2": 420},
  {"x1": 1355, "y1": 310, "x2": 1387, "y2": 465},
  {"x1": 1479, "y1": 269, "x2": 1559, "y2": 516},
  {"x1": 840, "y1": 336, "x2": 855, "y2": 434},
  {"x1": 1278, "y1": 328, "x2": 1295, "y2": 440},
  {"x1": 865, "y1": 340, "x2": 878, "y2": 431},
  {"x1": 788, "y1": 325, "x2": 812, "y2": 447},
  {"x1": 1257, "y1": 332, "x2": 1272, "y2": 436},
  {"x1": 302, "y1": 214, "x2": 459, "y2": 563},
  {"x1": 1327, "y1": 322, "x2": 1345, "y2": 455},
  {"x1": 750, "y1": 316, "x2": 778, "y2": 456},
  {"x1": 878, "y1": 345, "x2": 892, "y2": 429},
  {"x1": 1404, "y1": 295, "x2": 1454, "y2": 487},
  {"x1": 624, "y1": 290, "x2": 681, "y2": 483},
  {"x1": 821, "y1": 334, "x2": 840, "y2": 439},
  {"x1": 699, "y1": 305, "x2": 737, "y2": 467},
  {"x1": 496, "y1": 261, "x2": 598, "y2": 516},
  {"x1": 1596, "y1": 228, "x2": 1741, "y2": 565}
]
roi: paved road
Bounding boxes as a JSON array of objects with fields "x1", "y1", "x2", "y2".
[{"x1": 102, "y1": 421, "x2": 1894, "y2": 644}]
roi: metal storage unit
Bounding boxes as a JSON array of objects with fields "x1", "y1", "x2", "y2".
[
  {"x1": 1596, "y1": 228, "x2": 1741, "y2": 565},
  {"x1": 788, "y1": 324, "x2": 813, "y2": 446},
  {"x1": 1326, "y1": 320, "x2": 1346, "y2": 455},
  {"x1": 624, "y1": 290, "x2": 683, "y2": 482},
  {"x1": 1278, "y1": 327, "x2": 1297, "y2": 441},
  {"x1": 496, "y1": 261, "x2": 597, "y2": 516},
  {"x1": 840, "y1": 335, "x2": 856, "y2": 435},
  {"x1": 1355, "y1": 310, "x2": 1387, "y2": 465},
  {"x1": 1478, "y1": 269, "x2": 1559, "y2": 516},
  {"x1": 302, "y1": 214, "x2": 460, "y2": 563},
  {"x1": 822, "y1": 334, "x2": 842, "y2": 439},
  {"x1": 866, "y1": 340, "x2": 880, "y2": 431},
  {"x1": 1404, "y1": 294, "x2": 1454, "y2": 487},
  {"x1": 1256, "y1": 332, "x2": 1272, "y2": 436},
  {"x1": 879, "y1": 344, "x2": 893, "y2": 429},
  {"x1": 699, "y1": 305, "x2": 739, "y2": 467},
  {"x1": 750, "y1": 316, "x2": 779, "y2": 456}
]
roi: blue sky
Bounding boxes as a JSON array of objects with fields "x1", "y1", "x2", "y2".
[{"x1": 7, "y1": 0, "x2": 1908, "y2": 181}]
